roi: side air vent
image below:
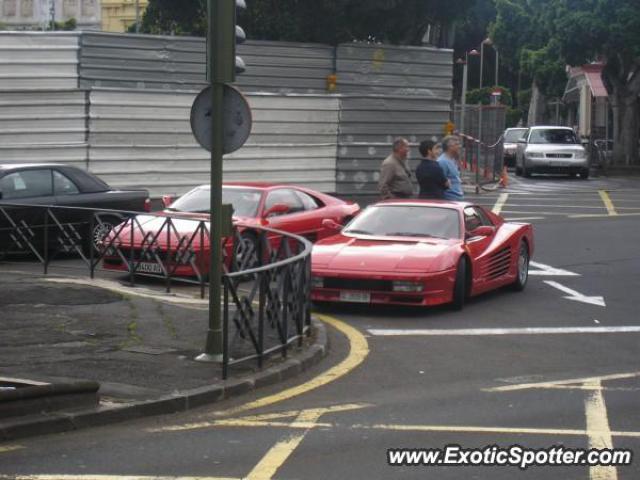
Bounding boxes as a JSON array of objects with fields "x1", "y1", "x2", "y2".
[{"x1": 485, "y1": 247, "x2": 512, "y2": 280}]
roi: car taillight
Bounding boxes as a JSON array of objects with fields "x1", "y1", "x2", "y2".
[{"x1": 144, "y1": 198, "x2": 152, "y2": 212}]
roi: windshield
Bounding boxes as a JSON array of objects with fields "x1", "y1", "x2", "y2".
[
  {"x1": 168, "y1": 187, "x2": 262, "y2": 217},
  {"x1": 344, "y1": 205, "x2": 461, "y2": 239},
  {"x1": 529, "y1": 129, "x2": 579, "y2": 145},
  {"x1": 504, "y1": 129, "x2": 527, "y2": 142}
]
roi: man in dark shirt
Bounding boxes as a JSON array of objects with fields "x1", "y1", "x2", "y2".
[{"x1": 416, "y1": 140, "x2": 450, "y2": 199}]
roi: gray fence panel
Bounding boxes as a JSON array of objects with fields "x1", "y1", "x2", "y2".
[
  {"x1": 88, "y1": 89, "x2": 339, "y2": 196},
  {"x1": 79, "y1": 33, "x2": 334, "y2": 94},
  {"x1": 336, "y1": 43, "x2": 453, "y2": 98},
  {"x1": 336, "y1": 96, "x2": 451, "y2": 196},
  {"x1": 0, "y1": 32, "x2": 80, "y2": 90},
  {"x1": 0, "y1": 90, "x2": 87, "y2": 148}
]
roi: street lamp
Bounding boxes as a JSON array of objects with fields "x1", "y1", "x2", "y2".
[
  {"x1": 457, "y1": 49, "x2": 480, "y2": 134},
  {"x1": 481, "y1": 38, "x2": 500, "y2": 88}
]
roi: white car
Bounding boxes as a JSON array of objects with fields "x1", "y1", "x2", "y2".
[
  {"x1": 502, "y1": 127, "x2": 528, "y2": 167},
  {"x1": 515, "y1": 126, "x2": 589, "y2": 179}
]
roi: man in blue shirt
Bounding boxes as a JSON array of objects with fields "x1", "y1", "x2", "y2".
[{"x1": 437, "y1": 136, "x2": 464, "y2": 201}]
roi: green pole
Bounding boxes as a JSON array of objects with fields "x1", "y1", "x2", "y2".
[{"x1": 199, "y1": 0, "x2": 235, "y2": 362}]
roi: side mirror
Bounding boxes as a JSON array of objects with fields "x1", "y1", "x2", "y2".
[
  {"x1": 467, "y1": 225, "x2": 496, "y2": 238},
  {"x1": 162, "y1": 194, "x2": 175, "y2": 209},
  {"x1": 322, "y1": 218, "x2": 342, "y2": 231},
  {"x1": 264, "y1": 203, "x2": 290, "y2": 218}
]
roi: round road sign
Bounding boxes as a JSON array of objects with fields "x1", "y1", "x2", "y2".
[{"x1": 190, "y1": 84, "x2": 252, "y2": 154}]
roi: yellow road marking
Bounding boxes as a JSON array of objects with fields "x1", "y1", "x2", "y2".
[
  {"x1": 492, "y1": 193, "x2": 509, "y2": 215},
  {"x1": 599, "y1": 190, "x2": 618, "y2": 216},
  {"x1": 245, "y1": 409, "x2": 324, "y2": 480},
  {"x1": 244, "y1": 404, "x2": 367, "y2": 480},
  {"x1": 585, "y1": 380, "x2": 618, "y2": 480},
  {"x1": 0, "y1": 445, "x2": 24, "y2": 453},
  {"x1": 0, "y1": 476, "x2": 239, "y2": 480},
  {"x1": 485, "y1": 371, "x2": 640, "y2": 392},
  {"x1": 153, "y1": 403, "x2": 370, "y2": 434},
  {"x1": 219, "y1": 314, "x2": 369, "y2": 417}
]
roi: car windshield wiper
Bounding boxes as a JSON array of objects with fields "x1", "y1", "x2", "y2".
[{"x1": 345, "y1": 229, "x2": 374, "y2": 235}]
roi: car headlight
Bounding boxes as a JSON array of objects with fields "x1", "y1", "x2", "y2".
[
  {"x1": 574, "y1": 150, "x2": 586, "y2": 159},
  {"x1": 392, "y1": 281, "x2": 424, "y2": 293},
  {"x1": 311, "y1": 276, "x2": 324, "y2": 288},
  {"x1": 526, "y1": 151, "x2": 545, "y2": 158}
]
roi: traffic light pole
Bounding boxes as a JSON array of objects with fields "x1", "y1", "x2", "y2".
[{"x1": 199, "y1": 0, "x2": 235, "y2": 362}]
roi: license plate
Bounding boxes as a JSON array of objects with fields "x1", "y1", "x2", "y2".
[
  {"x1": 136, "y1": 262, "x2": 163, "y2": 274},
  {"x1": 340, "y1": 291, "x2": 370, "y2": 303}
]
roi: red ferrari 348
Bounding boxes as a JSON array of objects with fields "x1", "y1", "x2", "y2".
[
  {"x1": 311, "y1": 200, "x2": 534, "y2": 309},
  {"x1": 102, "y1": 183, "x2": 360, "y2": 276}
]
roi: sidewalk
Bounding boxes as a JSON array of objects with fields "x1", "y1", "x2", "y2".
[{"x1": 0, "y1": 271, "x2": 327, "y2": 441}]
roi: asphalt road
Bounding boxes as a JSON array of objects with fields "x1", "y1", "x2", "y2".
[{"x1": 1, "y1": 175, "x2": 640, "y2": 480}]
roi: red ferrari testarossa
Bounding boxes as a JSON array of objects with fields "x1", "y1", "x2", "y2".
[{"x1": 311, "y1": 199, "x2": 534, "y2": 309}]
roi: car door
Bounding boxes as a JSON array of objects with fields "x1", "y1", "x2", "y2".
[
  {"x1": 263, "y1": 188, "x2": 320, "y2": 242},
  {"x1": 0, "y1": 168, "x2": 57, "y2": 253},
  {"x1": 463, "y1": 206, "x2": 497, "y2": 293}
]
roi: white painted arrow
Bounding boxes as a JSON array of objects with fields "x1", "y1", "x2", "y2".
[
  {"x1": 544, "y1": 281, "x2": 606, "y2": 307},
  {"x1": 529, "y1": 261, "x2": 580, "y2": 277}
]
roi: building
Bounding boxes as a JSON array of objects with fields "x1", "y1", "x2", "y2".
[
  {"x1": 0, "y1": 0, "x2": 101, "y2": 30},
  {"x1": 563, "y1": 63, "x2": 610, "y2": 141},
  {"x1": 101, "y1": 0, "x2": 147, "y2": 33}
]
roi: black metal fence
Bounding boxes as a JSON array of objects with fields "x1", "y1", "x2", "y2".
[{"x1": 0, "y1": 203, "x2": 312, "y2": 377}]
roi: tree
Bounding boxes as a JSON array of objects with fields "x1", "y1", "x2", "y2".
[
  {"x1": 140, "y1": 0, "x2": 474, "y2": 46},
  {"x1": 491, "y1": 0, "x2": 640, "y2": 165}
]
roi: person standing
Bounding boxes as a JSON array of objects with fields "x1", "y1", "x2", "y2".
[
  {"x1": 416, "y1": 140, "x2": 450, "y2": 199},
  {"x1": 378, "y1": 138, "x2": 414, "y2": 200},
  {"x1": 437, "y1": 136, "x2": 464, "y2": 201}
]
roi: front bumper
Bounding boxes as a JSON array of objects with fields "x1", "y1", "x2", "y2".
[{"x1": 311, "y1": 268, "x2": 456, "y2": 306}]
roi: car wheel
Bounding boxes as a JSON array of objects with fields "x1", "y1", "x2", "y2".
[
  {"x1": 233, "y1": 232, "x2": 259, "y2": 271},
  {"x1": 515, "y1": 166, "x2": 522, "y2": 176},
  {"x1": 85, "y1": 215, "x2": 121, "y2": 255},
  {"x1": 511, "y1": 241, "x2": 529, "y2": 291},
  {"x1": 451, "y1": 257, "x2": 467, "y2": 310},
  {"x1": 579, "y1": 168, "x2": 590, "y2": 180},
  {"x1": 522, "y1": 160, "x2": 531, "y2": 178}
]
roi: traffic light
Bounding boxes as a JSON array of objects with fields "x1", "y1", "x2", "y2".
[
  {"x1": 208, "y1": 0, "x2": 247, "y2": 83},
  {"x1": 234, "y1": 0, "x2": 246, "y2": 75}
]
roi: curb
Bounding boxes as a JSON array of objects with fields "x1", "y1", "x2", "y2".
[{"x1": 0, "y1": 319, "x2": 328, "y2": 442}]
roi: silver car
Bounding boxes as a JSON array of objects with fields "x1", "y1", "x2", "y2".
[
  {"x1": 515, "y1": 126, "x2": 589, "y2": 179},
  {"x1": 502, "y1": 127, "x2": 528, "y2": 167}
]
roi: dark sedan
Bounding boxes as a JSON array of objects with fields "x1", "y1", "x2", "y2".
[{"x1": 0, "y1": 163, "x2": 150, "y2": 254}]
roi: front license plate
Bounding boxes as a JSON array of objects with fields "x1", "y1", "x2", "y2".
[
  {"x1": 136, "y1": 262, "x2": 163, "y2": 274},
  {"x1": 340, "y1": 291, "x2": 370, "y2": 303}
]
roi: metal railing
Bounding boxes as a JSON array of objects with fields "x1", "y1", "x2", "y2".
[
  {"x1": 0, "y1": 203, "x2": 312, "y2": 378},
  {"x1": 459, "y1": 134, "x2": 504, "y2": 192}
]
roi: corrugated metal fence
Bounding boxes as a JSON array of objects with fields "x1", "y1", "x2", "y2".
[{"x1": 0, "y1": 31, "x2": 453, "y2": 197}]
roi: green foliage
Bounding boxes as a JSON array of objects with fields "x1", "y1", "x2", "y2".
[
  {"x1": 517, "y1": 88, "x2": 531, "y2": 110},
  {"x1": 491, "y1": 0, "x2": 640, "y2": 97},
  {"x1": 466, "y1": 86, "x2": 513, "y2": 106},
  {"x1": 49, "y1": 17, "x2": 77, "y2": 31},
  {"x1": 140, "y1": 0, "x2": 474, "y2": 45},
  {"x1": 505, "y1": 108, "x2": 523, "y2": 128}
]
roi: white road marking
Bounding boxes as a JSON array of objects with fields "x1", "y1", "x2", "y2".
[
  {"x1": 505, "y1": 216, "x2": 546, "y2": 221},
  {"x1": 544, "y1": 281, "x2": 606, "y2": 307},
  {"x1": 492, "y1": 193, "x2": 509, "y2": 215},
  {"x1": 367, "y1": 327, "x2": 640, "y2": 336},
  {"x1": 529, "y1": 261, "x2": 580, "y2": 277}
]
